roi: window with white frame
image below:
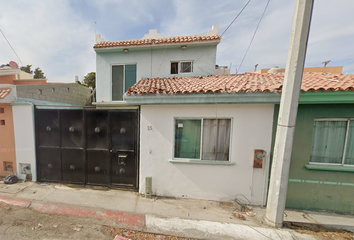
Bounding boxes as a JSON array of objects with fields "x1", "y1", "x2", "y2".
[
  {"x1": 174, "y1": 118, "x2": 231, "y2": 161},
  {"x1": 170, "y1": 61, "x2": 193, "y2": 74},
  {"x1": 310, "y1": 119, "x2": 354, "y2": 166}
]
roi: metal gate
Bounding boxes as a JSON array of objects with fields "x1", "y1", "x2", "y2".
[{"x1": 35, "y1": 108, "x2": 139, "y2": 189}]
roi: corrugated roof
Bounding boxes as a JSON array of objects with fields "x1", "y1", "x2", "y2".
[
  {"x1": 0, "y1": 88, "x2": 11, "y2": 99},
  {"x1": 126, "y1": 72, "x2": 354, "y2": 96},
  {"x1": 94, "y1": 35, "x2": 221, "y2": 49}
]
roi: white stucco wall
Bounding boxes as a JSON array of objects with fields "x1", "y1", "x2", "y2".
[
  {"x1": 96, "y1": 45, "x2": 217, "y2": 102},
  {"x1": 12, "y1": 104, "x2": 37, "y2": 181},
  {"x1": 139, "y1": 104, "x2": 274, "y2": 205}
]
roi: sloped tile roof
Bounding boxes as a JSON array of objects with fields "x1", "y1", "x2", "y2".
[
  {"x1": 301, "y1": 72, "x2": 354, "y2": 91},
  {"x1": 94, "y1": 35, "x2": 221, "y2": 49},
  {"x1": 126, "y1": 72, "x2": 354, "y2": 96},
  {"x1": 0, "y1": 88, "x2": 11, "y2": 99}
]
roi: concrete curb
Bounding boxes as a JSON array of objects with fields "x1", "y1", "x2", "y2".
[
  {"x1": 0, "y1": 196, "x2": 145, "y2": 230},
  {"x1": 0, "y1": 195, "x2": 319, "y2": 240},
  {"x1": 144, "y1": 215, "x2": 319, "y2": 240},
  {"x1": 0, "y1": 195, "x2": 31, "y2": 207}
]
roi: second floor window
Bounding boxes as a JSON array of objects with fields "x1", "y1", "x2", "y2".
[
  {"x1": 112, "y1": 64, "x2": 136, "y2": 101},
  {"x1": 171, "y1": 61, "x2": 193, "y2": 74}
]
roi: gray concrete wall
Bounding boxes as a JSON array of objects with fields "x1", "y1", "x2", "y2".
[{"x1": 16, "y1": 83, "x2": 92, "y2": 105}]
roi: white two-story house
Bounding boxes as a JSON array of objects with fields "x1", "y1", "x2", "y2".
[
  {"x1": 93, "y1": 26, "x2": 274, "y2": 206},
  {"x1": 94, "y1": 25, "x2": 220, "y2": 104}
]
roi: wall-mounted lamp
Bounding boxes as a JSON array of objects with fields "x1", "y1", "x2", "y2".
[
  {"x1": 123, "y1": 48, "x2": 129, "y2": 53},
  {"x1": 181, "y1": 45, "x2": 187, "y2": 50}
]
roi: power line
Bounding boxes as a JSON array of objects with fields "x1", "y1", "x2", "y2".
[
  {"x1": 237, "y1": 0, "x2": 271, "y2": 73},
  {"x1": 0, "y1": 28, "x2": 23, "y2": 66},
  {"x1": 220, "y1": 0, "x2": 252, "y2": 37},
  {"x1": 186, "y1": 0, "x2": 252, "y2": 72}
]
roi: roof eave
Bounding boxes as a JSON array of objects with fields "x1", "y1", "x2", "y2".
[
  {"x1": 299, "y1": 91, "x2": 354, "y2": 104},
  {"x1": 94, "y1": 40, "x2": 221, "y2": 52},
  {"x1": 123, "y1": 90, "x2": 354, "y2": 105},
  {"x1": 124, "y1": 92, "x2": 281, "y2": 105}
]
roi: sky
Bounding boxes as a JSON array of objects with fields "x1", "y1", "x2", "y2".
[{"x1": 0, "y1": 0, "x2": 353, "y2": 83}]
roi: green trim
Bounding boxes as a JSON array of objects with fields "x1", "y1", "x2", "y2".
[
  {"x1": 125, "y1": 92, "x2": 281, "y2": 105},
  {"x1": 35, "y1": 106, "x2": 84, "y2": 110},
  {"x1": 169, "y1": 159, "x2": 236, "y2": 166},
  {"x1": 13, "y1": 98, "x2": 82, "y2": 108},
  {"x1": 11, "y1": 101, "x2": 33, "y2": 106},
  {"x1": 299, "y1": 91, "x2": 354, "y2": 104},
  {"x1": 305, "y1": 164, "x2": 354, "y2": 172},
  {"x1": 289, "y1": 178, "x2": 354, "y2": 186},
  {"x1": 94, "y1": 101, "x2": 130, "y2": 106},
  {"x1": 305, "y1": 180, "x2": 320, "y2": 184},
  {"x1": 323, "y1": 181, "x2": 338, "y2": 185},
  {"x1": 289, "y1": 179, "x2": 302, "y2": 183}
]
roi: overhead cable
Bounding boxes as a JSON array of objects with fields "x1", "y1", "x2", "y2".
[
  {"x1": 0, "y1": 29, "x2": 23, "y2": 66},
  {"x1": 237, "y1": 0, "x2": 271, "y2": 73}
]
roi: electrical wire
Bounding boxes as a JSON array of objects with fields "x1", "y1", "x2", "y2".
[
  {"x1": 153, "y1": 44, "x2": 168, "y2": 77},
  {"x1": 237, "y1": 0, "x2": 271, "y2": 73},
  {"x1": 0, "y1": 28, "x2": 23, "y2": 66},
  {"x1": 181, "y1": 0, "x2": 252, "y2": 73},
  {"x1": 220, "y1": 0, "x2": 252, "y2": 38}
]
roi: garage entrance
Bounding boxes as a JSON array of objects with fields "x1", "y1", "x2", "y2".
[{"x1": 35, "y1": 108, "x2": 139, "y2": 189}]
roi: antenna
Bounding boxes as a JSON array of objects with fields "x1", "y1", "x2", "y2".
[{"x1": 322, "y1": 60, "x2": 331, "y2": 67}]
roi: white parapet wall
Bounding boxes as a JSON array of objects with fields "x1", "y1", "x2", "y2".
[
  {"x1": 139, "y1": 104, "x2": 274, "y2": 205},
  {"x1": 12, "y1": 103, "x2": 37, "y2": 181}
]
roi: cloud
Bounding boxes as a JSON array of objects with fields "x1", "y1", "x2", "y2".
[
  {"x1": 0, "y1": 0, "x2": 353, "y2": 84},
  {"x1": 157, "y1": 0, "x2": 296, "y2": 72},
  {"x1": 306, "y1": 0, "x2": 354, "y2": 68},
  {"x1": 0, "y1": 0, "x2": 95, "y2": 82}
]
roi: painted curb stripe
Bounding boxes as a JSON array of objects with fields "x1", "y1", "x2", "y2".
[
  {"x1": 0, "y1": 196, "x2": 145, "y2": 230},
  {"x1": 0, "y1": 196, "x2": 31, "y2": 207},
  {"x1": 29, "y1": 201, "x2": 145, "y2": 229}
]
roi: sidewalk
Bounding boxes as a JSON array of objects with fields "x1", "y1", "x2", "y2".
[{"x1": 0, "y1": 181, "x2": 353, "y2": 240}]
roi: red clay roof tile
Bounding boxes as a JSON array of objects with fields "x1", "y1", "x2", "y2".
[
  {"x1": 0, "y1": 88, "x2": 11, "y2": 99},
  {"x1": 94, "y1": 35, "x2": 221, "y2": 49},
  {"x1": 126, "y1": 72, "x2": 354, "y2": 96}
]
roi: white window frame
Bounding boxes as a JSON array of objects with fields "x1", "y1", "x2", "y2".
[
  {"x1": 173, "y1": 117, "x2": 232, "y2": 161},
  {"x1": 170, "y1": 61, "x2": 193, "y2": 74},
  {"x1": 310, "y1": 118, "x2": 354, "y2": 167}
]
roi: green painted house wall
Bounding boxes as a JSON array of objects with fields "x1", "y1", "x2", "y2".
[{"x1": 272, "y1": 104, "x2": 354, "y2": 213}]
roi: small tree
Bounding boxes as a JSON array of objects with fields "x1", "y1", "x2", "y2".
[
  {"x1": 20, "y1": 65, "x2": 46, "y2": 79},
  {"x1": 20, "y1": 65, "x2": 33, "y2": 74},
  {"x1": 33, "y1": 67, "x2": 46, "y2": 79},
  {"x1": 77, "y1": 72, "x2": 95, "y2": 89}
]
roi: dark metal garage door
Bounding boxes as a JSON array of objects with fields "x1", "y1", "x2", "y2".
[{"x1": 35, "y1": 108, "x2": 139, "y2": 189}]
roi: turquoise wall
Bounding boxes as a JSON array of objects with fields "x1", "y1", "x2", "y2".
[{"x1": 272, "y1": 104, "x2": 354, "y2": 213}]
